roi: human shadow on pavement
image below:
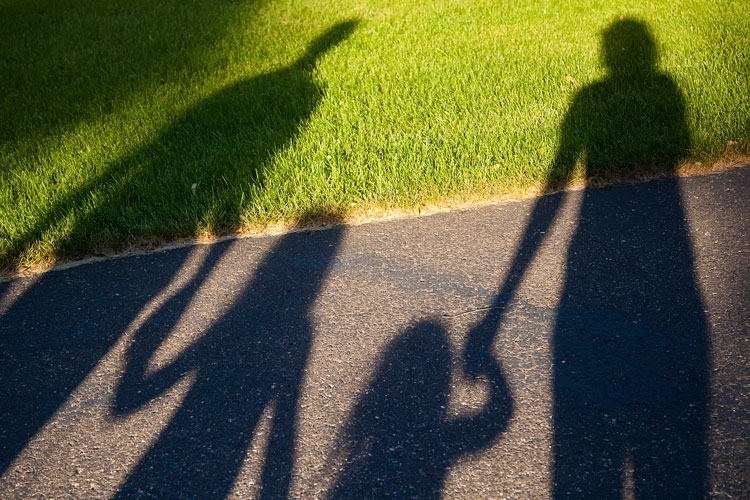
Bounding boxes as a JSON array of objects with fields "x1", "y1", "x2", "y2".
[
  {"x1": 111, "y1": 226, "x2": 343, "y2": 498},
  {"x1": 328, "y1": 319, "x2": 512, "y2": 499},
  {"x1": 5, "y1": 20, "x2": 358, "y2": 268},
  {"x1": 0, "y1": 247, "x2": 195, "y2": 475},
  {"x1": 0, "y1": 21, "x2": 356, "y2": 486},
  {"x1": 466, "y1": 18, "x2": 708, "y2": 498}
]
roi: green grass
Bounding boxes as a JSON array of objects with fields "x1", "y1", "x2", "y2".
[{"x1": 1, "y1": 0, "x2": 748, "y2": 271}]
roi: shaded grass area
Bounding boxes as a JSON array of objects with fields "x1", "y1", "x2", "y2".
[{"x1": 1, "y1": 0, "x2": 748, "y2": 270}]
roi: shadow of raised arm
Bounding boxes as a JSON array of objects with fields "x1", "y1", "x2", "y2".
[{"x1": 464, "y1": 104, "x2": 581, "y2": 377}]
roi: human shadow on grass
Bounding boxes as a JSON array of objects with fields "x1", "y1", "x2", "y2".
[
  {"x1": 327, "y1": 319, "x2": 512, "y2": 499},
  {"x1": 465, "y1": 18, "x2": 708, "y2": 498},
  {"x1": 0, "y1": 22, "x2": 356, "y2": 488},
  {"x1": 4, "y1": 20, "x2": 357, "y2": 269}
]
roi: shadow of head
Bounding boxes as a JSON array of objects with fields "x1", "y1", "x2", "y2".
[
  {"x1": 295, "y1": 19, "x2": 360, "y2": 69},
  {"x1": 373, "y1": 320, "x2": 452, "y2": 422},
  {"x1": 601, "y1": 18, "x2": 657, "y2": 79}
]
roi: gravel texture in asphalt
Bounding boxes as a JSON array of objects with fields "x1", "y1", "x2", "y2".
[{"x1": 1, "y1": 167, "x2": 748, "y2": 499}]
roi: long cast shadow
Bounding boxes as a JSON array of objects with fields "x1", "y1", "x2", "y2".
[
  {"x1": 0, "y1": 246, "x2": 198, "y2": 475},
  {"x1": 5, "y1": 20, "x2": 358, "y2": 268},
  {"x1": 551, "y1": 20, "x2": 707, "y2": 497},
  {"x1": 467, "y1": 18, "x2": 708, "y2": 498},
  {"x1": 328, "y1": 319, "x2": 512, "y2": 499},
  {"x1": 1, "y1": 22, "x2": 357, "y2": 487},
  {"x1": 112, "y1": 226, "x2": 344, "y2": 498}
]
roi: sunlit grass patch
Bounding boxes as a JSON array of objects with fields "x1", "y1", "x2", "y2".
[{"x1": 1, "y1": 0, "x2": 747, "y2": 271}]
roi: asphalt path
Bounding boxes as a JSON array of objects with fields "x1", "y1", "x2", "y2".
[{"x1": 1, "y1": 167, "x2": 748, "y2": 499}]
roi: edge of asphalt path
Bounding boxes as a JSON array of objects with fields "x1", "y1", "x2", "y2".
[{"x1": 2, "y1": 157, "x2": 748, "y2": 282}]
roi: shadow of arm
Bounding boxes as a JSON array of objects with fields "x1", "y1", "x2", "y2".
[
  {"x1": 442, "y1": 357, "x2": 513, "y2": 455},
  {"x1": 111, "y1": 293, "x2": 197, "y2": 416},
  {"x1": 112, "y1": 243, "x2": 228, "y2": 415},
  {"x1": 464, "y1": 103, "x2": 581, "y2": 375}
]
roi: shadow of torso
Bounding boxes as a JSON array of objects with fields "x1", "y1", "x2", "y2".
[
  {"x1": 552, "y1": 67, "x2": 708, "y2": 499},
  {"x1": 9, "y1": 52, "x2": 326, "y2": 260},
  {"x1": 328, "y1": 321, "x2": 512, "y2": 500},
  {"x1": 67, "y1": 65, "x2": 323, "y2": 252}
]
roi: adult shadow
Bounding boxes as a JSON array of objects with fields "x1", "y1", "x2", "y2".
[
  {"x1": 0, "y1": 21, "x2": 356, "y2": 489},
  {"x1": 327, "y1": 319, "x2": 512, "y2": 499},
  {"x1": 0, "y1": 245, "x2": 198, "y2": 475},
  {"x1": 467, "y1": 18, "x2": 708, "y2": 498},
  {"x1": 111, "y1": 226, "x2": 344, "y2": 498},
  {"x1": 4, "y1": 20, "x2": 358, "y2": 268}
]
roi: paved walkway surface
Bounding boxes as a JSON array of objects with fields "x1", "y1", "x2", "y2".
[{"x1": 1, "y1": 167, "x2": 748, "y2": 499}]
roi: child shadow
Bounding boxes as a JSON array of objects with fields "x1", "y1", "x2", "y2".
[{"x1": 328, "y1": 319, "x2": 512, "y2": 499}]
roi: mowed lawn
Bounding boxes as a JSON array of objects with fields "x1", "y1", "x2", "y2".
[{"x1": 1, "y1": 0, "x2": 748, "y2": 271}]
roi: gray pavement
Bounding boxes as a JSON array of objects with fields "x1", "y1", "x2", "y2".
[{"x1": 1, "y1": 167, "x2": 748, "y2": 499}]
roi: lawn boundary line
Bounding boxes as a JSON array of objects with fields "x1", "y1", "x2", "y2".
[{"x1": 3, "y1": 156, "x2": 747, "y2": 281}]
